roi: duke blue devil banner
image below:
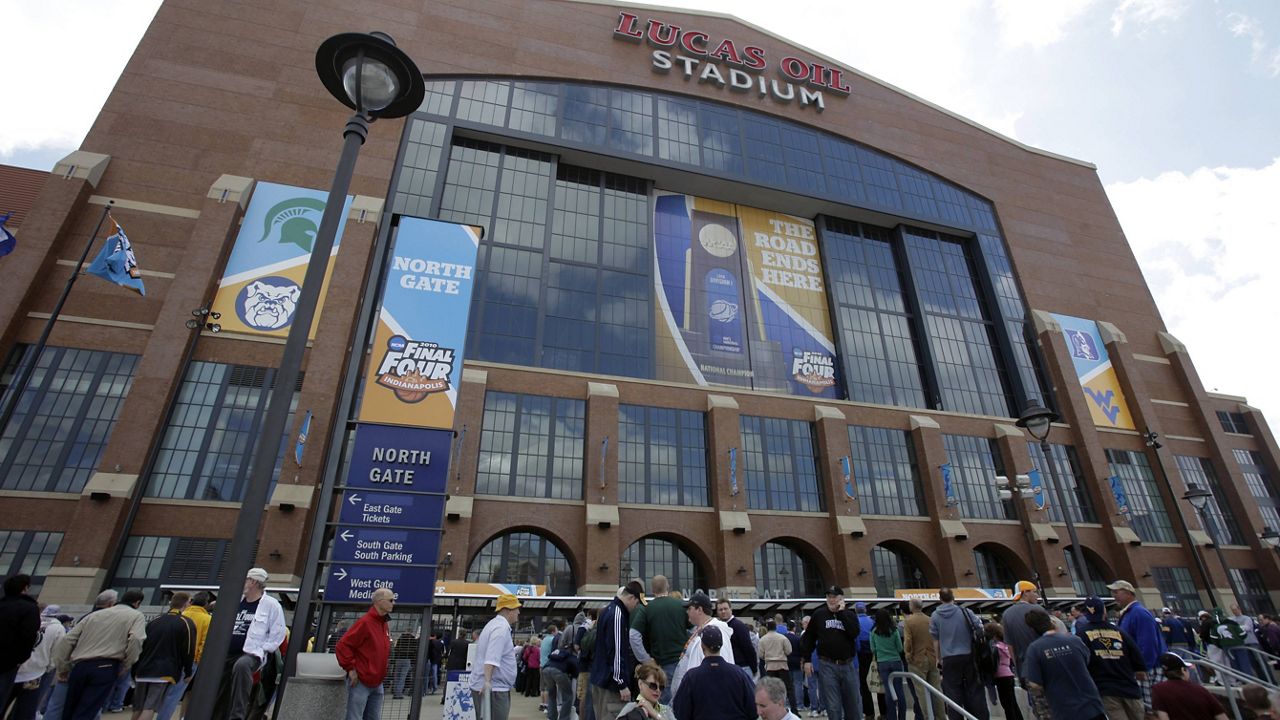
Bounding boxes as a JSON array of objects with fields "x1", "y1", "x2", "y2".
[
  {"x1": 85, "y1": 220, "x2": 145, "y2": 295},
  {"x1": 941, "y1": 463, "x2": 958, "y2": 507},
  {"x1": 1109, "y1": 475, "x2": 1130, "y2": 515},
  {"x1": 0, "y1": 212, "x2": 16, "y2": 258}
]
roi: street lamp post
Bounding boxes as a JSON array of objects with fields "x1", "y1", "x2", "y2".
[
  {"x1": 1183, "y1": 483, "x2": 1250, "y2": 612},
  {"x1": 1016, "y1": 402, "x2": 1093, "y2": 594},
  {"x1": 185, "y1": 32, "x2": 422, "y2": 720}
]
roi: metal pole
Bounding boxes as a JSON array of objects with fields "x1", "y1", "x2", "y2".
[
  {"x1": 1197, "y1": 505, "x2": 1251, "y2": 613},
  {"x1": 407, "y1": 606, "x2": 433, "y2": 720},
  {"x1": 1040, "y1": 439, "x2": 1093, "y2": 592},
  {"x1": 186, "y1": 113, "x2": 370, "y2": 720},
  {"x1": 274, "y1": 176, "x2": 398, "y2": 718},
  {"x1": 1146, "y1": 434, "x2": 1217, "y2": 608},
  {"x1": 0, "y1": 202, "x2": 112, "y2": 435}
]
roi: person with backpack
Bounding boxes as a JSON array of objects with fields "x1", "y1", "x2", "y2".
[
  {"x1": 1207, "y1": 607, "x2": 1250, "y2": 683},
  {"x1": 544, "y1": 620, "x2": 579, "y2": 720},
  {"x1": 869, "y1": 609, "x2": 906, "y2": 720},
  {"x1": 928, "y1": 588, "x2": 990, "y2": 720},
  {"x1": 984, "y1": 622, "x2": 1021, "y2": 720}
]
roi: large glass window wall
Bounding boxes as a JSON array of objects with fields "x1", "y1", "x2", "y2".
[
  {"x1": 1027, "y1": 442, "x2": 1097, "y2": 524},
  {"x1": 618, "y1": 404, "x2": 708, "y2": 506},
  {"x1": 740, "y1": 416, "x2": 823, "y2": 513},
  {"x1": 847, "y1": 425, "x2": 924, "y2": 516},
  {"x1": 943, "y1": 434, "x2": 1013, "y2": 520},
  {"x1": 398, "y1": 78, "x2": 1048, "y2": 415},
  {"x1": 475, "y1": 392, "x2": 585, "y2": 501},
  {"x1": 1175, "y1": 455, "x2": 1244, "y2": 545},
  {"x1": 1107, "y1": 449, "x2": 1177, "y2": 544}
]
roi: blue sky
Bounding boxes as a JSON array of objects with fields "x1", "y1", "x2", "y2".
[{"x1": 3, "y1": 0, "x2": 1276, "y2": 427}]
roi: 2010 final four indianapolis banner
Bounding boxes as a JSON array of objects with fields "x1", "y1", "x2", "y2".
[{"x1": 357, "y1": 217, "x2": 482, "y2": 430}]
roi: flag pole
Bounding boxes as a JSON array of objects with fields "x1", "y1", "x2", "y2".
[{"x1": 0, "y1": 201, "x2": 114, "y2": 436}]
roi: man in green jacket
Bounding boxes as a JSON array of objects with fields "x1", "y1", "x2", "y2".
[{"x1": 631, "y1": 575, "x2": 687, "y2": 703}]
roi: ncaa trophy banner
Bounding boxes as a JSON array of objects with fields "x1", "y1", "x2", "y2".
[
  {"x1": 209, "y1": 181, "x2": 354, "y2": 339},
  {"x1": 357, "y1": 217, "x2": 481, "y2": 430},
  {"x1": 1050, "y1": 312, "x2": 1136, "y2": 430}
]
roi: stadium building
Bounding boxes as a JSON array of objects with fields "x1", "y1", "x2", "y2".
[{"x1": 2, "y1": 0, "x2": 1279, "y2": 618}]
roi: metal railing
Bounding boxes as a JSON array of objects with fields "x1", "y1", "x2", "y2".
[
  {"x1": 1181, "y1": 648, "x2": 1280, "y2": 690},
  {"x1": 1240, "y1": 645, "x2": 1280, "y2": 686},
  {"x1": 888, "y1": 671, "x2": 980, "y2": 720},
  {"x1": 1179, "y1": 655, "x2": 1253, "y2": 720}
]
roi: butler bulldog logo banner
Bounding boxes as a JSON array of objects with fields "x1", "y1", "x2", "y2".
[
  {"x1": 653, "y1": 191, "x2": 838, "y2": 398},
  {"x1": 1050, "y1": 312, "x2": 1136, "y2": 430},
  {"x1": 357, "y1": 217, "x2": 481, "y2": 430},
  {"x1": 210, "y1": 181, "x2": 354, "y2": 339}
]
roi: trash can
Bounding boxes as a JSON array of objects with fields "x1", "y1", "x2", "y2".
[{"x1": 276, "y1": 653, "x2": 349, "y2": 720}]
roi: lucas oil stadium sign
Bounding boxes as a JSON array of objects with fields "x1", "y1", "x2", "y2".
[{"x1": 613, "y1": 11, "x2": 849, "y2": 112}]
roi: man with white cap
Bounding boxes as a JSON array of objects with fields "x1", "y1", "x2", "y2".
[
  {"x1": 470, "y1": 592, "x2": 521, "y2": 720},
  {"x1": 214, "y1": 567, "x2": 286, "y2": 720},
  {"x1": 1107, "y1": 579, "x2": 1165, "y2": 712}
]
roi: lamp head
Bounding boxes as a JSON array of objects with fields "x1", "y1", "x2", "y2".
[
  {"x1": 1261, "y1": 527, "x2": 1280, "y2": 549},
  {"x1": 1182, "y1": 483, "x2": 1212, "y2": 511},
  {"x1": 316, "y1": 32, "x2": 424, "y2": 118},
  {"x1": 1015, "y1": 402, "x2": 1059, "y2": 443}
]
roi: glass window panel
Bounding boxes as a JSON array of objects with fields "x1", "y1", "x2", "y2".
[
  {"x1": 1234, "y1": 449, "x2": 1280, "y2": 531},
  {"x1": 466, "y1": 531, "x2": 575, "y2": 596},
  {"x1": 0, "y1": 345, "x2": 138, "y2": 493},
  {"x1": 740, "y1": 416, "x2": 823, "y2": 512},
  {"x1": 1152, "y1": 566, "x2": 1201, "y2": 616},
  {"x1": 456, "y1": 80, "x2": 510, "y2": 127},
  {"x1": 973, "y1": 546, "x2": 1017, "y2": 591},
  {"x1": 754, "y1": 541, "x2": 822, "y2": 597},
  {"x1": 943, "y1": 434, "x2": 1013, "y2": 520},
  {"x1": 1175, "y1": 455, "x2": 1244, "y2": 545},
  {"x1": 1229, "y1": 568, "x2": 1275, "y2": 614},
  {"x1": 871, "y1": 545, "x2": 926, "y2": 597},
  {"x1": 656, "y1": 97, "x2": 700, "y2": 165},
  {"x1": 621, "y1": 537, "x2": 705, "y2": 595},
  {"x1": 508, "y1": 82, "x2": 559, "y2": 136},
  {"x1": 1027, "y1": 442, "x2": 1097, "y2": 523},
  {"x1": 618, "y1": 404, "x2": 708, "y2": 507},
  {"x1": 848, "y1": 425, "x2": 924, "y2": 516},
  {"x1": 475, "y1": 391, "x2": 584, "y2": 500},
  {"x1": 391, "y1": 119, "x2": 447, "y2": 217},
  {"x1": 1107, "y1": 449, "x2": 1177, "y2": 544}
]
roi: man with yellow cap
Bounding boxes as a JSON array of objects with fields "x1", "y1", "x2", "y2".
[{"x1": 470, "y1": 593, "x2": 521, "y2": 720}]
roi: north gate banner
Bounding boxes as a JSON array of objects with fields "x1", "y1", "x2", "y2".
[
  {"x1": 209, "y1": 181, "x2": 354, "y2": 339},
  {"x1": 357, "y1": 217, "x2": 482, "y2": 431}
]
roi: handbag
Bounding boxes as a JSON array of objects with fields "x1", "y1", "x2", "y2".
[{"x1": 868, "y1": 664, "x2": 885, "y2": 694}]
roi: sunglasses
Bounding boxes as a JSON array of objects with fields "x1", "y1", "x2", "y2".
[{"x1": 643, "y1": 681, "x2": 664, "y2": 692}]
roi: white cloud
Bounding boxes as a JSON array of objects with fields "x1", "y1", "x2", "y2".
[
  {"x1": 1106, "y1": 159, "x2": 1280, "y2": 420},
  {"x1": 1110, "y1": 0, "x2": 1189, "y2": 36},
  {"x1": 1226, "y1": 11, "x2": 1280, "y2": 77},
  {"x1": 0, "y1": 0, "x2": 162, "y2": 162},
  {"x1": 990, "y1": 0, "x2": 1101, "y2": 49}
]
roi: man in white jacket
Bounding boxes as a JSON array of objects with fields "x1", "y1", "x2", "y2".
[
  {"x1": 214, "y1": 567, "x2": 286, "y2": 720},
  {"x1": 668, "y1": 591, "x2": 735, "y2": 700},
  {"x1": 9, "y1": 605, "x2": 67, "y2": 716}
]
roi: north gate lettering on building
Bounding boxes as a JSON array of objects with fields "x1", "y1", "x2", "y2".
[{"x1": 614, "y1": 11, "x2": 849, "y2": 112}]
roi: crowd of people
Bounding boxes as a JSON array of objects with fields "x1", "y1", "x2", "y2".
[
  {"x1": 0, "y1": 568, "x2": 287, "y2": 720},
  {"x1": 7, "y1": 566, "x2": 1280, "y2": 720},
  {"x1": 462, "y1": 575, "x2": 1280, "y2": 720}
]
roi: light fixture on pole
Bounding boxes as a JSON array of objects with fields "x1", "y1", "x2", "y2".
[
  {"x1": 1016, "y1": 401, "x2": 1093, "y2": 594},
  {"x1": 185, "y1": 31, "x2": 423, "y2": 720},
  {"x1": 1261, "y1": 527, "x2": 1280, "y2": 552},
  {"x1": 1182, "y1": 482, "x2": 1247, "y2": 611}
]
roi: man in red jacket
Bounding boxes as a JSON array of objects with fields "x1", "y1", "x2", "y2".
[{"x1": 336, "y1": 587, "x2": 396, "y2": 720}]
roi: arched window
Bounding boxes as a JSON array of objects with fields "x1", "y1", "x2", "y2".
[
  {"x1": 621, "y1": 537, "x2": 706, "y2": 596},
  {"x1": 466, "y1": 531, "x2": 575, "y2": 595},
  {"x1": 973, "y1": 546, "x2": 1017, "y2": 592},
  {"x1": 871, "y1": 544, "x2": 926, "y2": 597},
  {"x1": 1064, "y1": 547, "x2": 1109, "y2": 598},
  {"x1": 755, "y1": 541, "x2": 823, "y2": 598}
]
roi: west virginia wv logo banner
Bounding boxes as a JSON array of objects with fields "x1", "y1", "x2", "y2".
[
  {"x1": 1049, "y1": 313, "x2": 1135, "y2": 430},
  {"x1": 209, "y1": 182, "x2": 354, "y2": 339}
]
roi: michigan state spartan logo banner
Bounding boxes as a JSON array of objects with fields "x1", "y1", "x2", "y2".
[
  {"x1": 210, "y1": 181, "x2": 354, "y2": 339},
  {"x1": 357, "y1": 217, "x2": 482, "y2": 430}
]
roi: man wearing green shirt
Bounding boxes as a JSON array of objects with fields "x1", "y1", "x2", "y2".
[{"x1": 631, "y1": 575, "x2": 687, "y2": 703}]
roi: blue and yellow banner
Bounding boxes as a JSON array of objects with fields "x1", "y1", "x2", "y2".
[
  {"x1": 356, "y1": 217, "x2": 481, "y2": 431},
  {"x1": 1050, "y1": 313, "x2": 1135, "y2": 430},
  {"x1": 652, "y1": 191, "x2": 838, "y2": 397},
  {"x1": 210, "y1": 182, "x2": 353, "y2": 339}
]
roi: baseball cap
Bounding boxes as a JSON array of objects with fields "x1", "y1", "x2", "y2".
[
  {"x1": 825, "y1": 585, "x2": 844, "y2": 597},
  {"x1": 699, "y1": 625, "x2": 724, "y2": 650},
  {"x1": 495, "y1": 593, "x2": 521, "y2": 611},
  {"x1": 853, "y1": 601, "x2": 867, "y2": 612},
  {"x1": 1158, "y1": 652, "x2": 1187, "y2": 673},
  {"x1": 1106, "y1": 580, "x2": 1136, "y2": 593},
  {"x1": 41, "y1": 604, "x2": 62, "y2": 617},
  {"x1": 623, "y1": 580, "x2": 648, "y2": 605},
  {"x1": 246, "y1": 567, "x2": 269, "y2": 583},
  {"x1": 1013, "y1": 580, "x2": 1038, "y2": 600},
  {"x1": 1161, "y1": 607, "x2": 1172, "y2": 614},
  {"x1": 1083, "y1": 596, "x2": 1107, "y2": 621},
  {"x1": 688, "y1": 590, "x2": 714, "y2": 613}
]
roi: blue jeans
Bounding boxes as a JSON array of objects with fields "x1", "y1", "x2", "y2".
[
  {"x1": 660, "y1": 662, "x2": 678, "y2": 705},
  {"x1": 1229, "y1": 647, "x2": 1256, "y2": 679},
  {"x1": 392, "y1": 659, "x2": 412, "y2": 697},
  {"x1": 817, "y1": 660, "x2": 861, "y2": 720},
  {"x1": 155, "y1": 660, "x2": 196, "y2": 720},
  {"x1": 346, "y1": 681, "x2": 384, "y2": 720},
  {"x1": 427, "y1": 662, "x2": 440, "y2": 693},
  {"x1": 807, "y1": 668, "x2": 824, "y2": 712},
  {"x1": 790, "y1": 669, "x2": 806, "y2": 710},
  {"x1": 105, "y1": 669, "x2": 131, "y2": 710},
  {"x1": 878, "y1": 660, "x2": 907, "y2": 720},
  {"x1": 43, "y1": 679, "x2": 69, "y2": 720}
]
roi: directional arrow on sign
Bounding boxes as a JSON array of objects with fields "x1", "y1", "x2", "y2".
[
  {"x1": 339, "y1": 530, "x2": 353, "y2": 542},
  {"x1": 333, "y1": 568, "x2": 348, "y2": 581},
  {"x1": 347, "y1": 494, "x2": 362, "y2": 506}
]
